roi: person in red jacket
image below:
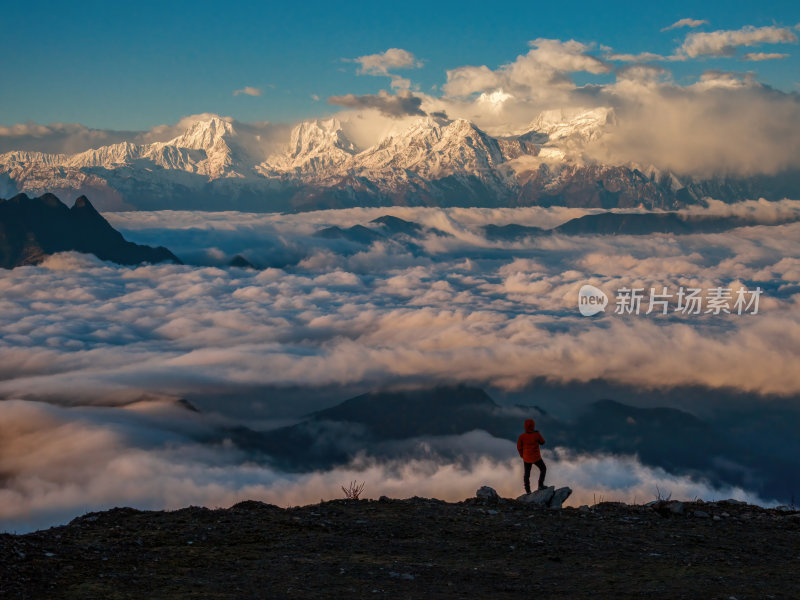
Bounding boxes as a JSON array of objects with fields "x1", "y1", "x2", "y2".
[{"x1": 517, "y1": 418, "x2": 546, "y2": 494}]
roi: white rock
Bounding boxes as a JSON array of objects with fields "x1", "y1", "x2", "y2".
[{"x1": 549, "y1": 487, "x2": 573, "y2": 509}]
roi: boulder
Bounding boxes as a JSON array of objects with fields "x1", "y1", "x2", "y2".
[
  {"x1": 515, "y1": 486, "x2": 573, "y2": 509},
  {"x1": 476, "y1": 486, "x2": 499, "y2": 504},
  {"x1": 549, "y1": 487, "x2": 573, "y2": 509},
  {"x1": 517, "y1": 486, "x2": 555, "y2": 506}
]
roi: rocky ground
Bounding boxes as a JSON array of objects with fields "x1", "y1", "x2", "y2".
[{"x1": 1, "y1": 494, "x2": 799, "y2": 599}]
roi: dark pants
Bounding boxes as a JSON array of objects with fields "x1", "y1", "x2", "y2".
[{"x1": 524, "y1": 459, "x2": 546, "y2": 493}]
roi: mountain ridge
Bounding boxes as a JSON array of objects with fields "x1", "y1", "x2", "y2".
[{"x1": 2, "y1": 111, "x2": 798, "y2": 212}]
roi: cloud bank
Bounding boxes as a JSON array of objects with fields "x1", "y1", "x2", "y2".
[
  {"x1": 1, "y1": 204, "x2": 798, "y2": 531},
  {"x1": 1, "y1": 203, "x2": 797, "y2": 402}
]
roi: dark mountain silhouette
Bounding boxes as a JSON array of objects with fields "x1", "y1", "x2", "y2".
[
  {"x1": 313, "y1": 216, "x2": 450, "y2": 249},
  {"x1": 311, "y1": 210, "x2": 800, "y2": 246},
  {"x1": 483, "y1": 223, "x2": 547, "y2": 241},
  {"x1": 369, "y1": 215, "x2": 423, "y2": 236},
  {"x1": 483, "y1": 211, "x2": 800, "y2": 241},
  {"x1": 228, "y1": 254, "x2": 256, "y2": 269},
  {"x1": 314, "y1": 224, "x2": 384, "y2": 244},
  {"x1": 224, "y1": 385, "x2": 524, "y2": 470},
  {"x1": 311, "y1": 386, "x2": 503, "y2": 439},
  {"x1": 0, "y1": 193, "x2": 181, "y2": 268}
]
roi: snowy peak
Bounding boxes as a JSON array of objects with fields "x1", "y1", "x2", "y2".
[
  {"x1": 162, "y1": 116, "x2": 254, "y2": 177},
  {"x1": 268, "y1": 118, "x2": 358, "y2": 176},
  {"x1": 352, "y1": 117, "x2": 506, "y2": 179},
  {"x1": 168, "y1": 116, "x2": 237, "y2": 151},
  {"x1": 287, "y1": 118, "x2": 356, "y2": 158},
  {"x1": 525, "y1": 107, "x2": 615, "y2": 145}
]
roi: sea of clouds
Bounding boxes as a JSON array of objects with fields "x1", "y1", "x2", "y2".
[{"x1": 1, "y1": 200, "x2": 799, "y2": 532}]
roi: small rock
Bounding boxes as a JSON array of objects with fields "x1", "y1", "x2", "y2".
[
  {"x1": 476, "y1": 486, "x2": 499, "y2": 504},
  {"x1": 775, "y1": 505, "x2": 792, "y2": 512},
  {"x1": 578, "y1": 505, "x2": 591, "y2": 513},
  {"x1": 669, "y1": 501, "x2": 685, "y2": 515},
  {"x1": 379, "y1": 496, "x2": 390, "y2": 502},
  {"x1": 487, "y1": 509, "x2": 499, "y2": 515},
  {"x1": 694, "y1": 510, "x2": 710, "y2": 518}
]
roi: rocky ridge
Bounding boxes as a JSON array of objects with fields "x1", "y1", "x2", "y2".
[{"x1": 1, "y1": 492, "x2": 798, "y2": 599}]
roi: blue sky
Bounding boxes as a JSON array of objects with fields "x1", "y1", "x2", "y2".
[{"x1": 1, "y1": 0, "x2": 799, "y2": 130}]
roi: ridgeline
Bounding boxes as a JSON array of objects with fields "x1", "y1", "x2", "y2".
[{"x1": 2, "y1": 492, "x2": 798, "y2": 599}]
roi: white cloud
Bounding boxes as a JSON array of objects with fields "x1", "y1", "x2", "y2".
[
  {"x1": 233, "y1": 86, "x2": 262, "y2": 97},
  {"x1": 585, "y1": 71, "x2": 800, "y2": 176},
  {"x1": 606, "y1": 52, "x2": 667, "y2": 63},
  {"x1": 742, "y1": 52, "x2": 789, "y2": 61},
  {"x1": 679, "y1": 25, "x2": 798, "y2": 58},
  {"x1": 662, "y1": 18, "x2": 709, "y2": 32},
  {"x1": 350, "y1": 48, "x2": 422, "y2": 76},
  {"x1": 346, "y1": 48, "x2": 423, "y2": 91},
  {"x1": 443, "y1": 39, "x2": 610, "y2": 103}
]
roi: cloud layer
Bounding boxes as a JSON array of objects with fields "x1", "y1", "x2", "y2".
[{"x1": 1, "y1": 203, "x2": 798, "y2": 531}]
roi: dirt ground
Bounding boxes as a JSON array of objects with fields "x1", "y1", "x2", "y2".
[{"x1": 2, "y1": 497, "x2": 799, "y2": 599}]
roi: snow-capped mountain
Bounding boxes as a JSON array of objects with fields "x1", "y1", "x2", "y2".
[
  {"x1": 1, "y1": 110, "x2": 796, "y2": 212},
  {"x1": 265, "y1": 118, "x2": 358, "y2": 177},
  {"x1": 524, "y1": 107, "x2": 614, "y2": 145}
]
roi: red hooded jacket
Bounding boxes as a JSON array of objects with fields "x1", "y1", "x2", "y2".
[{"x1": 517, "y1": 419, "x2": 545, "y2": 463}]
